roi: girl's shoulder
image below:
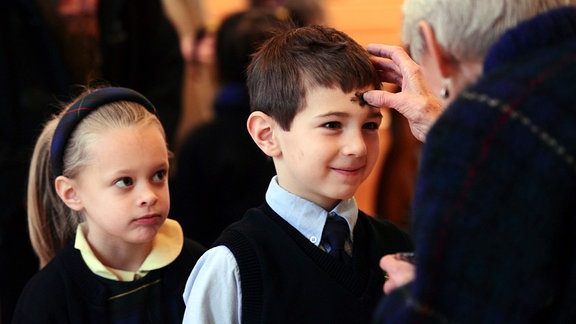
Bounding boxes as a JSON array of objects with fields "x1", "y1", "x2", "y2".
[
  {"x1": 13, "y1": 246, "x2": 83, "y2": 321},
  {"x1": 182, "y1": 237, "x2": 207, "y2": 261}
]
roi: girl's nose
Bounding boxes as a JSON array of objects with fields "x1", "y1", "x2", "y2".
[{"x1": 138, "y1": 184, "x2": 158, "y2": 207}]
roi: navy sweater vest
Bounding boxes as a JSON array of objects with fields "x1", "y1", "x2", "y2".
[{"x1": 214, "y1": 203, "x2": 413, "y2": 324}]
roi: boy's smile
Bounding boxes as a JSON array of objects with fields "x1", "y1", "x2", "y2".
[{"x1": 273, "y1": 86, "x2": 382, "y2": 210}]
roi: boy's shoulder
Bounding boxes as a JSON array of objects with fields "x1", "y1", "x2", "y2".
[
  {"x1": 215, "y1": 204, "x2": 279, "y2": 241},
  {"x1": 214, "y1": 203, "x2": 310, "y2": 255},
  {"x1": 358, "y1": 209, "x2": 399, "y2": 228},
  {"x1": 357, "y1": 209, "x2": 401, "y2": 228},
  {"x1": 217, "y1": 205, "x2": 413, "y2": 252},
  {"x1": 356, "y1": 209, "x2": 414, "y2": 252}
]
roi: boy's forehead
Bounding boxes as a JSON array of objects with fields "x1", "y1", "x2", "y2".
[
  {"x1": 299, "y1": 86, "x2": 382, "y2": 117},
  {"x1": 352, "y1": 91, "x2": 377, "y2": 108}
]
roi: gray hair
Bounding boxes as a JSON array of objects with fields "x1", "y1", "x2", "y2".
[{"x1": 402, "y1": 0, "x2": 576, "y2": 63}]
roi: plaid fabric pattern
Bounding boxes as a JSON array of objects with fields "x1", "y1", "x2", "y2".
[{"x1": 375, "y1": 7, "x2": 576, "y2": 324}]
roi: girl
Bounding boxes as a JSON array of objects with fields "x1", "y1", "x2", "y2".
[{"x1": 13, "y1": 87, "x2": 205, "y2": 323}]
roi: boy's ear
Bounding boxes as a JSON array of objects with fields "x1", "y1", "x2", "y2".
[
  {"x1": 418, "y1": 21, "x2": 457, "y2": 78},
  {"x1": 247, "y1": 111, "x2": 282, "y2": 157},
  {"x1": 54, "y1": 176, "x2": 83, "y2": 211}
]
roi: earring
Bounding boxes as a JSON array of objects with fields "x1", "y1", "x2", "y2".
[{"x1": 440, "y1": 78, "x2": 450, "y2": 99}]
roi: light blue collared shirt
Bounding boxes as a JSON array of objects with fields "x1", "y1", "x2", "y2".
[{"x1": 182, "y1": 176, "x2": 358, "y2": 323}]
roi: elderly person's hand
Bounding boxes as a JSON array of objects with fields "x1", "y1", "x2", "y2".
[
  {"x1": 363, "y1": 44, "x2": 443, "y2": 142},
  {"x1": 380, "y1": 253, "x2": 416, "y2": 294}
]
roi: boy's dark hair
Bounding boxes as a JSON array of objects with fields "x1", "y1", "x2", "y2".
[{"x1": 247, "y1": 24, "x2": 382, "y2": 130}]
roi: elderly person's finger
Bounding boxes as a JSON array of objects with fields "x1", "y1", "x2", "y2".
[
  {"x1": 369, "y1": 57, "x2": 402, "y2": 83},
  {"x1": 363, "y1": 44, "x2": 443, "y2": 142},
  {"x1": 380, "y1": 253, "x2": 416, "y2": 295},
  {"x1": 367, "y1": 44, "x2": 411, "y2": 62},
  {"x1": 367, "y1": 44, "x2": 420, "y2": 84},
  {"x1": 367, "y1": 44, "x2": 430, "y2": 96},
  {"x1": 362, "y1": 90, "x2": 441, "y2": 142}
]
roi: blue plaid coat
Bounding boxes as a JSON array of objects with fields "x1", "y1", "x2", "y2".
[{"x1": 376, "y1": 6, "x2": 576, "y2": 324}]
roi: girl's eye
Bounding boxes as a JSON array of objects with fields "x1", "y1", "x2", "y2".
[
  {"x1": 152, "y1": 170, "x2": 167, "y2": 182},
  {"x1": 364, "y1": 122, "x2": 380, "y2": 130},
  {"x1": 115, "y1": 177, "x2": 133, "y2": 188},
  {"x1": 323, "y1": 121, "x2": 341, "y2": 129}
]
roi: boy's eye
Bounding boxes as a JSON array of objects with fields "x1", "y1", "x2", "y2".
[
  {"x1": 114, "y1": 177, "x2": 133, "y2": 188},
  {"x1": 152, "y1": 170, "x2": 167, "y2": 182},
  {"x1": 323, "y1": 121, "x2": 341, "y2": 129},
  {"x1": 364, "y1": 122, "x2": 380, "y2": 130}
]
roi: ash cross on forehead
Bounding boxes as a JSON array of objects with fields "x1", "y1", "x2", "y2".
[{"x1": 351, "y1": 91, "x2": 377, "y2": 108}]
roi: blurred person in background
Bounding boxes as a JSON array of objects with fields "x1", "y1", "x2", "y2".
[
  {"x1": 0, "y1": 1, "x2": 70, "y2": 322},
  {"x1": 39, "y1": 0, "x2": 184, "y2": 149},
  {"x1": 170, "y1": 8, "x2": 284, "y2": 246}
]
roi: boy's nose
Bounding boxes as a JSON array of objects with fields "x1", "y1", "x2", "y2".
[{"x1": 342, "y1": 131, "x2": 367, "y2": 156}]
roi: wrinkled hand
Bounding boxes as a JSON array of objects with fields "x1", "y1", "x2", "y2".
[
  {"x1": 380, "y1": 253, "x2": 415, "y2": 294},
  {"x1": 363, "y1": 44, "x2": 443, "y2": 142}
]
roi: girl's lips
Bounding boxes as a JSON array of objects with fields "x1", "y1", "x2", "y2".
[{"x1": 133, "y1": 214, "x2": 162, "y2": 225}]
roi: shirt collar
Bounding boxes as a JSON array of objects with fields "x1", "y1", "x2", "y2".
[
  {"x1": 74, "y1": 218, "x2": 183, "y2": 281},
  {"x1": 265, "y1": 176, "x2": 358, "y2": 246}
]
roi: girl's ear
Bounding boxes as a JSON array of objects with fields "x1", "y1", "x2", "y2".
[
  {"x1": 54, "y1": 176, "x2": 83, "y2": 211},
  {"x1": 246, "y1": 111, "x2": 282, "y2": 157},
  {"x1": 418, "y1": 21, "x2": 458, "y2": 78}
]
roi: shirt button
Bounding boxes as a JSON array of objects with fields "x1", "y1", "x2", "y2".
[{"x1": 310, "y1": 236, "x2": 318, "y2": 244}]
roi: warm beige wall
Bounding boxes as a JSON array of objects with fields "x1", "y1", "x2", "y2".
[
  {"x1": 324, "y1": 0, "x2": 403, "y2": 46},
  {"x1": 202, "y1": 0, "x2": 404, "y2": 46}
]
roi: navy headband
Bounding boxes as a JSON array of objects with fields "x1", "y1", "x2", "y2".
[{"x1": 50, "y1": 87, "x2": 157, "y2": 177}]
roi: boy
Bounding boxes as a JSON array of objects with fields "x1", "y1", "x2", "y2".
[{"x1": 182, "y1": 25, "x2": 413, "y2": 323}]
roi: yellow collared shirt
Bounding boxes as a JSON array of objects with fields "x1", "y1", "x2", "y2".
[{"x1": 74, "y1": 218, "x2": 183, "y2": 281}]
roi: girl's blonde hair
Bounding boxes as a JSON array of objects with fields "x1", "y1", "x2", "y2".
[{"x1": 27, "y1": 90, "x2": 164, "y2": 268}]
